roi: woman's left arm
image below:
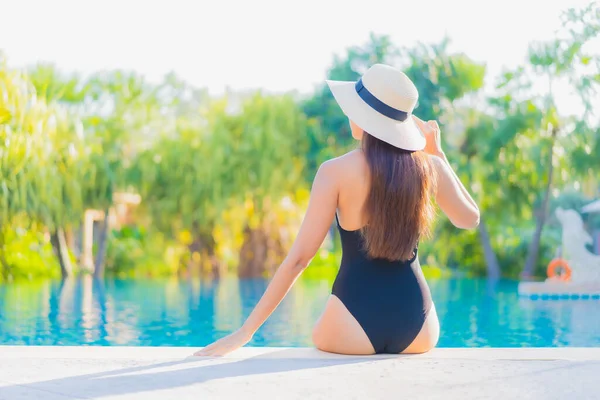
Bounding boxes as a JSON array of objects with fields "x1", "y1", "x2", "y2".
[{"x1": 194, "y1": 161, "x2": 339, "y2": 356}]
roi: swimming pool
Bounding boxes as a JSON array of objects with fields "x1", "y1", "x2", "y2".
[{"x1": 0, "y1": 277, "x2": 598, "y2": 347}]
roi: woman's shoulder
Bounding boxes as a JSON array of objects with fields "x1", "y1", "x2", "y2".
[
  {"x1": 321, "y1": 149, "x2": 365, "y2": 170},
  {"x1": 316, "y1": 150, "x2": 366, "y2": 183}
]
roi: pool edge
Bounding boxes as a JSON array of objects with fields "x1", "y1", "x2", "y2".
[{"x1": 1, "y1": 346, "x2": 599, "y2": 361}]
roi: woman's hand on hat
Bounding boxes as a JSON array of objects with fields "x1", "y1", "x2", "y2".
[{"x1": 413, "y1": 116, "x2": 443, "y2": 156}]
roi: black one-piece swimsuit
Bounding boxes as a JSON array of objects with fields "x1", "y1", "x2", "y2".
[{"x1": 331, "y1": 214, "x2": 433, "y2": 354}]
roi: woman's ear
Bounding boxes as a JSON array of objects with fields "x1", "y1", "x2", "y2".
[{"x1": 349, "y1": 120, "x2": 364, "y2": 140}]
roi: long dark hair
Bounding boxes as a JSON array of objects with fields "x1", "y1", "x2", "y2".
[{"x1": 360, "y1": 132, "x2": 436, "y2": 261}]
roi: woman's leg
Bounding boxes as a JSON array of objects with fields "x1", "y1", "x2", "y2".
[
  {"x1": 401, "y1": 303, "x2": 440, "y2": 354},
  {"x1": 312, "y1": 295, "x2": 375, "y2": 355}
]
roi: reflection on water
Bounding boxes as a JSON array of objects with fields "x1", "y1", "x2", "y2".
[{"x1": 0, "y1": 277, "x2": 598, "y2": 347}]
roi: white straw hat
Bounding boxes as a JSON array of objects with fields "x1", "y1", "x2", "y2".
[{"x1": 326, "y1": 63, "x2": 425, "y2": 151}]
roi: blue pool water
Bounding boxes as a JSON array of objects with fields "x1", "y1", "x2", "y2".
[{"x1": 0, "y1": 277, "x2": 598, "y2": 347}]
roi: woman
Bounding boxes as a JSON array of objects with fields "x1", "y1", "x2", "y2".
[{"x1": 195, "y1": 64, "x2": 480, "y2": 356}]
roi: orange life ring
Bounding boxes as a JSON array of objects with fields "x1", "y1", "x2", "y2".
[{"x1": 547, "y1": 258, "x2": 572, "y2": 281}]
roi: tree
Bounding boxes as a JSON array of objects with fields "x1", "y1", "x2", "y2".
[
  {"x1": 521, "y1": 2, "x2": 600, "y2": 278},
  {"x1": 134, "y1": 125, "x2": 224, "y2": 276},
  {"x1": 209, "y1": 93, "x2": 310, "y2": 277},
  {"x1": 0, "y1": 56, "x2": 85, "y2": 278}
]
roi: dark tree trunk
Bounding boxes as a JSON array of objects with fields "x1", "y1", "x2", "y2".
[
  {"x1": 93, "y1": 209, "x2": 110, "y2": 279},
  {"x1": 82, "y1": 211, "x2": 95, "y2": 272},
  {"x1": 522, "y1": 129, "x2": 557, "y2": 279},
  {"x1": 50, "y1": 228, "x2": 73, "y2": 278},
  {"x1": 65, "y1": 228, "x2": 75, "y2": 256},
  {"x1": 188, "y1": 222, "x2": 221, "y2": 276},
  {"x1": 238, "y1": 224, "x2": 286, "y2": 278},
  {"x1": 0, "y1": 251, "x2": 8, "y2": 280},
  {"x1": 478, "y1": 217, "x2": 501, "y2": 279},
  {"x1": 0, "y1": 227, "x2": 11, "y2": 280},
  {"x1": 70, "y1": 223, "x2": 83, "y2": 263}
]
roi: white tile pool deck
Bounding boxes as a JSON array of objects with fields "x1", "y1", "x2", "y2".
[{"x1": 0, "y1": 346, "x2": 598, "y2": 400}]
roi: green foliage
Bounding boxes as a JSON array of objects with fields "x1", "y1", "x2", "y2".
[
  {"x1": 301, "y1": 249, "x2": 342, "y2": 281},
  {"x1": 403, "y1": 38, "x2": 486, "y2": 121},
  {"x1": 0, "y1": 228, "x2": 61, "y2": 282},
  {"x1": 211, "y1": 94, "x2": 309, "y2": 217},
  {"x1": 105, "y1": 226, "x2": 180, "y2": 279}
]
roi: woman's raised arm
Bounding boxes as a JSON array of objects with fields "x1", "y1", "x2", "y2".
[{"x1": 413, "y1": 116, "x2": 480, "y2": 230}]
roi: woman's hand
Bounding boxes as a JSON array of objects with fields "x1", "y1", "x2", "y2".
[
  {"x1": 193, "y1": 328, "x2": 253, "y2": 357},
  {"x1": 413, "y1": 116, "x2": 443, "y2": 156}
]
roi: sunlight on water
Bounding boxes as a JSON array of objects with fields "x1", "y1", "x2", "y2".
[{"x1": 0, "y1": 277, "x2": 598, "y2": 347}]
